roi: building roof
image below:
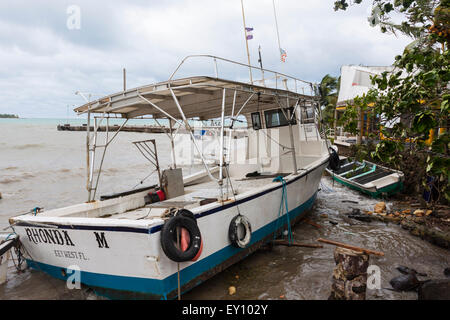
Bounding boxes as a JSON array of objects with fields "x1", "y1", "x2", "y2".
[{"x1": 336, "y1": 65, "x2": 394, "y2": 107}]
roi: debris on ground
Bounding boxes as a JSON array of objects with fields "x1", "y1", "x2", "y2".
[
  {"x1": 342, "y1": 202, "x2": 450, "y2": 249},
  {"x1": 374, "y1": 202, "x2": 387, "y2": 214},
  {"x1": 317, "y1": 238, "x2": 384, "y2": 256}
]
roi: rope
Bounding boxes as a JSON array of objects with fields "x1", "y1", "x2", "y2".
[
  {"x1": 272, "y1": 176, "x2": 293, "y2": 245},
  {"x1": 224, "y1": 164, "x2": 241, "y2": 216},
  {"x1": 31, "y1": 207, "x2": 43, "y2": 216}
]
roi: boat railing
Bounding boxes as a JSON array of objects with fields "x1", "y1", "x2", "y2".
[{"x1": 168, "y1": 54, "x2": 316, "y2": 96}]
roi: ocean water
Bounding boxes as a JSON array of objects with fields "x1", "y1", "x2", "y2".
[{"x1": 0, "y1": 118, "x2": 178, "y2": 230}]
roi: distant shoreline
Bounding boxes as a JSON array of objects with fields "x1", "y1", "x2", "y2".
[{"x1": 0, "y1": 114, "x2": 19, "y2": 118}]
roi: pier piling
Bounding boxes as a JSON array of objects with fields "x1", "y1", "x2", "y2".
[{"x1": 329, "y1": 247, "x2": 369, "y2": 300}]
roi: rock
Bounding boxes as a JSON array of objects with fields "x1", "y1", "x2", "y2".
[
  {"x1": 396, "y1": 266, "x2": 427, "y2": 277},
  {"x1": 444, "y1": 268, "x2": 450, "y2": 277},
  {"x1": 347, "y1": 214, "x2": 372, "y2": 223},
  {"x1": 320, "y1": 214, "x2": 328, "y2": 218},
  {"x1": 413, "y1": 217, "x2": 425, "y2": 224},
  {"x1": 413, "y1": 209, "x2": 425, "y2": 217},
  {"x1": 374, "y1": 202, "x2": 386, "y2": 214},
  {"x1": 418, "y1": 279, "x2": 450, "y2": 300},
  {"x1": 425, "y1": 210, "x2": 433, "y2": 216},
  {"x1": 389, "y1": 273, "x2": 420, "y2": 292},
  {"x1": 432, "y1": 210, "x2": 450, "y2": 219},
  {"x1": 228, "y1": 286, "x2": 236, "y2": 295},
  {"x1": 402, "y1": 209, "x2": 411, "y2": 214}
]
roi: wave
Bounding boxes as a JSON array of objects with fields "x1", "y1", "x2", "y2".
[
  {"x1": 0, "y1": 172, "x2": 35, "y2": 184},
  {"x1": 12, "y1": 143, "x2": 45, "y2": 150},
  {"x1": 0, "y1": 177, "x2": 21, "y2": 184},
  {"x1": 2, "y1": 166, "x2": 19, "y2": 171}
]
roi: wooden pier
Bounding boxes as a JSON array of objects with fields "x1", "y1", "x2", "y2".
[{"x1": 57, "y1": 124, "x2": 171, "y2": 134}]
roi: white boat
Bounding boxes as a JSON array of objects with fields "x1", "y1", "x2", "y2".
[{"x1": 8, "y1": 55, "x2": 332, "y2": 299}]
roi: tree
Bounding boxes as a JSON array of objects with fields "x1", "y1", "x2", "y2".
[
  {"x1": 318, "y1": 74, "x2": 339, "y2": 127},
  {"x1": 333, "y1": 0, "x2": 449, "y2": 202}
]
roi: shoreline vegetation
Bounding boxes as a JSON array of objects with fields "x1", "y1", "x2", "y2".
[
  {"x1": 330, "y1": 1, "x2": 449, "y2": 206},
  {"x1": 0, "y1": 114, "x2": 19, "y2": 118}
]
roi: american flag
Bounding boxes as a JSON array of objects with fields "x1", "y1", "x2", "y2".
[
  {"x1": 280, "y1": 48, "x2": 287, "y2": 62},
  {"x1": 246, "y1": 27, "x2": 253, "y2": 40}
]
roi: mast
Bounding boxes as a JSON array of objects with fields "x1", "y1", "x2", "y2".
[
  {"x1": 240, "y1": 0, "x2": 253, "y2": 84},
  {"x1": 272, "y1": 0, "x2": 282, "y2": 52},
  {"x1": 272, "y1": 0, "x2": 286, "y2": 63}
]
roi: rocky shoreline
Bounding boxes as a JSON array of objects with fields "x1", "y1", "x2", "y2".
[{"x1": 351, "y1": 201, "x2": 450, "y2": 249}]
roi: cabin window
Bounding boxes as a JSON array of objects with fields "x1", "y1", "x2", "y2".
[
  {"x1": 264, "y1": 107, "x2": 296, "y2": 129},
  {"x1": 300, "y1": 106, "x2": 315, "y2": 124},
  {"x1": 251, "y1": 112, "x2": 262, "y2": 130}
]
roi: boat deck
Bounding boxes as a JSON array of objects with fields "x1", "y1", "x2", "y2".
[{"x1": 111, "y1": 174, "x2": 283, "y2": 221}]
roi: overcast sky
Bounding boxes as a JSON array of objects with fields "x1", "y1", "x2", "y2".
[{"x1": 0, "y1": 0, "x2": 412, "y2": 118}]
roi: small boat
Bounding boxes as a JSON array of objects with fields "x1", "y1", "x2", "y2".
[{"x1": 326, "y1": 157, "x2": 404, "y2": 198}]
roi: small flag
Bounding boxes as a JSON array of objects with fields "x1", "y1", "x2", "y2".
[
  {"x1": 280, "y1": 48, "x2": 287, "y2": 62},
  {"x1": 246, "y1": 27, "x2": 253, "y2": 40}
]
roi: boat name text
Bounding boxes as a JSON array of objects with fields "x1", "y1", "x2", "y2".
[{"x1": 25, "y1": 227, "x2": 75, "y2": 246}]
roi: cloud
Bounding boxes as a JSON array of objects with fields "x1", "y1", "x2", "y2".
[{"x1": 0, "y1": 0, "x2": 411, "y2": 118}]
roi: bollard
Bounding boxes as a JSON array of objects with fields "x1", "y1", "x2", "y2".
[{"x1": 329, "y1": 247, "x2": 369, "y2": 300}]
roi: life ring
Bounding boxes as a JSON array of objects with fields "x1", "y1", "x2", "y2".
[
  {"x1": 228, "y1": 215, "x2": 252, "y2": 248},
  {"x1": 328, "y1": 147, "x2": 340, "y2": 171},
  {"x1": 160, "y1": 212, "x2": 202, "y2": 262}
]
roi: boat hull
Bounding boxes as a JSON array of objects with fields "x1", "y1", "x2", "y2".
[
  {"x1": 329, "y1": 173, "x2": 403, "y2": 198},
  {"x1": 13, "y1": 160, "x2": 328, "y2": 299},
  {"x1": 325, "y1": 158, "x2": 404, "y2": 198}
]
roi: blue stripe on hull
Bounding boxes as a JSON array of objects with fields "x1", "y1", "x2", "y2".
[{"x1": 26, "y1": 192, "x2": 318, "y2": 299}]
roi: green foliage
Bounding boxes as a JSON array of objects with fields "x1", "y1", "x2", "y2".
[
  {"x1": 318, "y1": 74, "x2": 339, "y2": 127},
  {"x1": 0, "y1": 114, "x2": 19, "y2": 118},
  {"x1": 333, "y1": 0, "x2": 449, "y2": 203}
]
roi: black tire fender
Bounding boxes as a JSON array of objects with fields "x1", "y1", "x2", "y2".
[
  {"x1": 228, "y1": 215, "x2": 252, "y2": 248},
  {"x1": 160, "y1": 214, "x2": 202, "y2": 262},
  {"x1": 328, "y1": 147, "x2": 340, "y2": 171}
]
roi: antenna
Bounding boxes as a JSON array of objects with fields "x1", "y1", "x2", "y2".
[
  {"x1": 258, "y1": 45, "x2": 266, "y2": 86},
  {"x1": 123, "y1": 68, "x2": 126, "y2": 91}
]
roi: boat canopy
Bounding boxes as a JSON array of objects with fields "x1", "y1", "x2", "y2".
[
  {"x1": 74, "y1": 55, "x2": 317, "y2": 121},
  {"x1": 75, "y1": 76, "x2": 317, "y2": 120}
]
